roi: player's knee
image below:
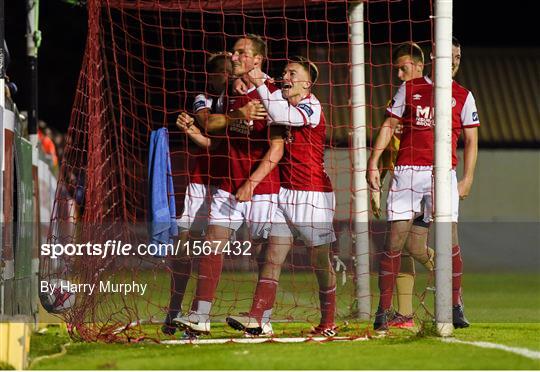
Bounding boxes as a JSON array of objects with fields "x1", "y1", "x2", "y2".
[{"x1": 309, "y1": 244, "x2": 333, "y2": 270}]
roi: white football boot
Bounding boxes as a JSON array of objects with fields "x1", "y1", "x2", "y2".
[{"x1": 173, "y1": 311, "x2": 210, "y2": 334}]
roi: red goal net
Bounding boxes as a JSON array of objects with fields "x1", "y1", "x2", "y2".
[{"x1": 42, "y1": 0, "x2": 434, "y2": 342}]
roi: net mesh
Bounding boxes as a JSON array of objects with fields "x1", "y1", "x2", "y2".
[{"x1": 41, "y1": 0, "x2": 435, "y2": 342}]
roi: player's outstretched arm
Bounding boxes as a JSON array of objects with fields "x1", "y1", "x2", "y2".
[
  {"x1": 458, "y1": 126, "x2": 478, "y2": 199},
  {"x1": 177, "y1": 112, "x2": 211, "y2": 148},
  {"x1": 203, "y1": 101, "x2": 267, "y2": 133},
  {"x1": 235, "y1": 126, "x2": 285, "y2": 202},
  {"x1": 367, "y1": 116, "x2": 400, "y2": 192}
]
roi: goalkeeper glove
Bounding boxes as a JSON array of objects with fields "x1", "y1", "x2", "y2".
[{"x1": 333, "y1": 255, "x2": 347, "y2": 285}]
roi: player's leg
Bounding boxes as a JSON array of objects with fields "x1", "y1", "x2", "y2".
[
  {"x1": 452, "y1": 221, "x2": 469, "y2": 328},
  {"x1": 376, "y1": 166, "x2": 429, "y2": 330},
  {"x1": 226, "y1": 234, "x2": 293, "y2": 336},
  {"x1": 375, "y1": 219, "x2": 411, "y2": 327},
  {"x1": 162, "y1": 229, "x2": 193, "y2": 335},
  {"x1": 174, "y1": 188, "x2": 240, "y2": 334},
  {"x1": 393, "y1": 251, "x2": 415, "y2": 327},
  {"x1": 227, "y1": 193, "x2": 286, "y2": 336},
  {"x1": 308, "y1": 242, "x2": 338, "y2": 336},
  {"x1": 449, "y1": 169, "x2": 469, "y2": 328},
  {"x1": 163, "y1": 183, "x2": 208, "y2": 335},
  {"x1": 174, "y1": 224, "x2": 232, "y2": 334},
  {"x1": 391, "y1": 220, "x2": 432, "y2": 328},
  {"x1": 286, "y1": 189, "x2": 338, "y2": 336}
]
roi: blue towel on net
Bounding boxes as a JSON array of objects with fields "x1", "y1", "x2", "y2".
[{"x1": 148, "y1": 127, "x2": 178, "y2": 256}]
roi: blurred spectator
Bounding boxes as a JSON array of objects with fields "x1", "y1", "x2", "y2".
[
  {"x1": 52, "y1": 130, "x2": 66, "y2": 164},
  {"x1": 38, "y1": 120, "x2": 59, "y2": 168}
]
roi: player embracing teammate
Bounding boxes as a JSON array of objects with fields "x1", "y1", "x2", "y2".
[
  {"x1": 226, "y1": 56, "x2": 338, "y2": 337},
  {"x1": 173, "y1": 35, "x2": 285, "y2": 335},
  {"x1": 168, "y1": 34, "x2": 338, "y2": 338}
]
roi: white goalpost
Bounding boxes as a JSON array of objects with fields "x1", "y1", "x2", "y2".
[
  {"x1": 434, "y1": 0, "x2": 454, "y2": 337},
  {"x1": 349, "y1": 1, "x2": 370, "y2": 321},
  {"x1": 350, "y1": 0, "x2": 455, "y2": 332}
]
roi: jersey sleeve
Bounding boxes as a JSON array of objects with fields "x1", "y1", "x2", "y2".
[
  {"x1": 193, "y1": 94, "x2": 212, "y2": 113},
  {"x1": 461, "y1": 91, "x2": 480, "y2": 127},
  {"x1": 296, "y1": 96, "x2": 322, "y2": 127},
  {"x1": 386, "y1": 82, "x2": 406, "y2": 119},
  {"x1": 256, "y1": 84, "x2": 320, "y2": 127}
]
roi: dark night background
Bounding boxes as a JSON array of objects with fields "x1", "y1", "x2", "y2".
[{"x1": 5, "y1": 1, "x2": 536, "y2": 134}]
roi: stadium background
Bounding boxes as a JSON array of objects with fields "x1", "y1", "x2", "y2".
[
  {"x1": 7, "y1": 1, "x2": 538, "y2": 270},
  {"x1": 0, "y1": 0, "x2": 538, "y2": 369}
]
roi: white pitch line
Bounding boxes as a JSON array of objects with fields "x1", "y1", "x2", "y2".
[{"x1": 442, "y1": 338, "x2": 540, "y2": 361}]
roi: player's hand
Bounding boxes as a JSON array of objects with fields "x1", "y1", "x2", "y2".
[
  {"x1": 176, "y1": 112, "x2": 194, "y2": 130},
  {"x1": 371, "y1": 190, "x2": 381, "y2": 219},
  {"x1": 367, "y1": 162, "x2": 382, "y2": 192},
  {"x1": 238, "y1": 100, "x2": 267, "y2": 121},
  {"x1": 247, "y1": 68, "x2": 266, "y2": 87},
  {"x1": 235, "y1": 181, "x2": 256, "y2": 202},
  {"x1": 458, "y1": 177, "x2": 473, "y2": 200},
  {"x1": 233, "y1": 78, "x2": 248, "y2": 95}
]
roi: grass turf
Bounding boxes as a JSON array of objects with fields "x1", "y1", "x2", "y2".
[{"x1": 28, "y1": 272, "x2": 540, "y2": 370}]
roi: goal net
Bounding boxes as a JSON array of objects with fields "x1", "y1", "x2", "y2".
[{"x1": 41, "y1": 0, "x2": 435, "y2": 342}]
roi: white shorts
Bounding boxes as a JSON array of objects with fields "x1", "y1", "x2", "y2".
[
  {"x1": 209, "y1": 188, "x2": 277, "y2": 240},
  {"x1": 270, "y1": 187, "x2": 337, "y2": 246},
  {"x1": 177, "y1": 183, "x2": 213, "y2": 232},
  {"x1": 387, "y1": 166, "x2": 458, "y2": 223}
]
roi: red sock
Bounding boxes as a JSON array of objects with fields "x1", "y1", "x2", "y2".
[
  {"x1": 378, "y1": 250, "x2": 401, "y2": 310},
  {"x1": 319, "y1": 285, "x2": 336, "y2": 326},
  {"x1": 452, "y1": 245, "x2": 463, "y2": 306},
  {"x1": 193, "y1": 254, "x2": 223, "y2": 304},
  {"x1": 249, "y1": 277, "x2": 278, "y2": 321}
]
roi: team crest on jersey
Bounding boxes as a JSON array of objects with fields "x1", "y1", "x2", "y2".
[
  {"x1": 413, "y1": 94, "x2": 422, "y2": 101},
  {"x1": 451, "y1": 97, "x2": 457, "y2": 107},
  {"x1": 472, "y1": 111, "x2": 478, "y2": 121},
  {"x1": 415, "y1": 105, "x2": 434, "y2": 127},
  {"x1": 297, "y1": 103, "x2": 314, "y2": 117}
]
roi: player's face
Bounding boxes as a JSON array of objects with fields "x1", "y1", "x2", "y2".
[
  {"x1": 231, "y1": 38, "x2": 258, "y2": 76},
  {"x1": 208, "y1": 60, "x2": 231, "y2": 94},
  {"x1": 452, "y1": 45, "x2": 461, "y2": 78},
  {"x1": 281, "y1": 62, "x2": 311, "y2": 101},
  {"x1": 395, "y1": 55, "x2": 423, "y2": 82}
]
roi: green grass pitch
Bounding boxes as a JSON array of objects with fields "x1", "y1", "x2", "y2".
[{"x1": 28, "y1": 272, "x2": 540, "y2": 370}]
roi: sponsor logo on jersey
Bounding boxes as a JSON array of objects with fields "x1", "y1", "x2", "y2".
[
  {"x1": 413, "y1": 93, "x2": 422, "y2": 101},
  {"x1": 415, "y1": 105, "x2": 434, "y2": 127},
  {"x1": 297, "y1": 103, "x2": 314, "y2": 117},
  {"x1": 229, "y1": 120, "x2": 252, "y2": 135},
  {"x1": 472, "y1": 111, "x2": 478, "y2": 121}
]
